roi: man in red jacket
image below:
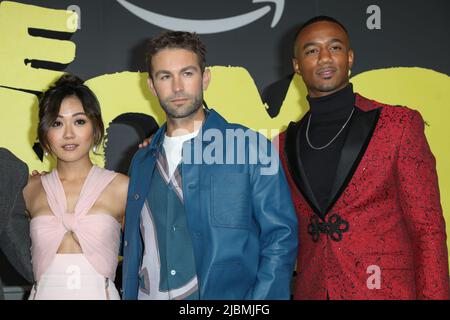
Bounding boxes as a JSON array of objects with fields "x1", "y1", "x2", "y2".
[{"x1": 278, "y1": 15, "x2": 449, "y2": 299}]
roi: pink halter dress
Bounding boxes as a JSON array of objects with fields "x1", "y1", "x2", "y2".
[{"x1": 28, "y1": 166, "x2": 122, "y2": 300}]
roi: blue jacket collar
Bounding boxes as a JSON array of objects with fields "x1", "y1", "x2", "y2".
[{"x1": 148, "y1": 108, "x2": 227, "y2": 152}]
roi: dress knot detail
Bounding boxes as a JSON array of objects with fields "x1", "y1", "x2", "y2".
[{"x1": 62, "y1": 212, "x2": 78, "y2": 232}]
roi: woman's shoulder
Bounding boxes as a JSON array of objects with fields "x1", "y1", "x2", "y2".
[
  {"x1": 107, "y1": 171, "x2": 129, "y2": 195},
  {"x1": 101, "y1": 172, "x2": 129, "y2": 215},
  {"x1": 113, "y1": 172, "x2": 129, "y2": 186},
  {"x1": 25, "y1": 173, "x2": 42, "y2": 189},
  {"x1": 23, "y1": 173, "x2": 44, "y2": 204}
]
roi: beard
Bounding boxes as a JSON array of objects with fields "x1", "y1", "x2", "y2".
[
  {"x1": 316, "y1": 82, "x2": 341, "y2": 92},
  {"x1": 159, "y1": 91, "x2": 204, "y2": 119},
  {"x1": 312, "y1": 68, "x2": 349, "y2": 94}
]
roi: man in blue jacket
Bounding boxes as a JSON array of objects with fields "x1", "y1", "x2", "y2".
[{"x1": 122, "y1": 31, "x2": 298, "y2": 300}]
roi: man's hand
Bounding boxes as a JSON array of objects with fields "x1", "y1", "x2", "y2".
[
  {"x1": 31, "y1": 170, "x2": 48, "y2": 177},
  {"x1": 139, "y1": 134, "x2": 154, "y2": 149}
]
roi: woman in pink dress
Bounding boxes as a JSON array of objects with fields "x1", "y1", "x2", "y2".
[{"x1": 23, "y1": 74, "x2": 129, "y2": 300}]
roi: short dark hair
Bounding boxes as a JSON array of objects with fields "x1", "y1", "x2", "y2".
[
  {"x1": 293, "y1": 15, "x2": 349, "y2": 56},
  {"x1": 38, "y1": 74, "x2": 104, "y2": 154},
  {"x1": 145, "y1": 31, "x2": 207, "y2": 77}
]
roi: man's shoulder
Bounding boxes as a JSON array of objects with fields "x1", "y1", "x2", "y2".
[
  {"x1": 356, "y1": 93, "x2": 417, "y2": 113},
  {"x1": 0, "y1": 148, "x2": 28, "y2": 174},
  {"x1": 0, "y1": 147, "x2": 20, "y2": 162},
  {"x1": 208, "y1": 109, "x2": 271, "y2": 141},
  {"x1": 222, "y1": 121, "x2": 255, "y2": 133},
  {"x1": 355, "y1": 93, "x2": 420, "y2": 124},
  {"x1": 208, "y1": 109, "x2": 243, "y2": 129},
  {"x1": 130, "y1": 146, "x2": 153, "y2": 169}
]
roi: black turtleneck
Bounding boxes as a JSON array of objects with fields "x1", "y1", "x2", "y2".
[{"x1": 299, "y1": 84, "x2": 356, "y2": 213}]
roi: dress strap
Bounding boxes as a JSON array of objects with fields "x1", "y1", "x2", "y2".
[
  {"x1": 41, "y1": 166, "x2": 118, "y2": 217},
  {"x1": 40, "y1": 170, "x2": 66, "y2": 218},
  {"x1": 74, "y1": 166, "x2": 118, "y2": 216}
]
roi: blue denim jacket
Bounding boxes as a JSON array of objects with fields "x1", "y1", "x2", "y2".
[{"x1": 122, "y1": 109, "x2": 298, "y2": 300}]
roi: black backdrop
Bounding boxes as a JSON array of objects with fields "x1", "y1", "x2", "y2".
[{"x1": 3, "y1": 0, "x2": 449, "y2": 94}]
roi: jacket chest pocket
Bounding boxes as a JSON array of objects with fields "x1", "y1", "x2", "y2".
[{"x1": 210, "y1": 173, "x2": 251, "y2": 229}]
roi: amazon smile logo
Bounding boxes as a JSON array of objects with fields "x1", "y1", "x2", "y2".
[{"x1": 116, "y1": 0, "x2": 284, "y2": 34}]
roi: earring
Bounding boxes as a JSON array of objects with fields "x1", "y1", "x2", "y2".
[
  {"x1": 44, "y1": 151, "x2": 48, "y2": 157},
  {"x1": 93, "y1": 145, "x2": 97, "y2": 153},
  {"x1": 348, "y1": 69, "x2": 352, "y2": 77}
]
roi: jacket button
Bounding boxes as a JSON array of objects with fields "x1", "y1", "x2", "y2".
[
  {"x1": 170, "y1": 269, "x2": 176, "y2": 276},
  {"x1": 134, "y1": 194, "x2": 140, "y2": 200},
  {"x1": 124, "y1": 240, "x2": 128, "y2": 247}
]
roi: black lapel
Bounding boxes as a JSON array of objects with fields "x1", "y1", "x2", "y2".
[
  {"x1": 324, "y1": 107, "x2": 382, "y2": 214},
  {"x1": 285, "y1": 116, "x2": 324, "y2": 219}
]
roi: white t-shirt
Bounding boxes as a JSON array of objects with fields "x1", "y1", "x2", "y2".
[{"x1": 162, "y1": 130, "x2": 199, "y2": 179}]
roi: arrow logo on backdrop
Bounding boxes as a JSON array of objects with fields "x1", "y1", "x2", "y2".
[{"x1": 116, "y1": 0, "x2": 284, "y2": 34}]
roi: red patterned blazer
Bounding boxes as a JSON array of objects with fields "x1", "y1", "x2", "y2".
[{"x1": 278, "y1": 93, "x2": 449, "y2": 299}]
